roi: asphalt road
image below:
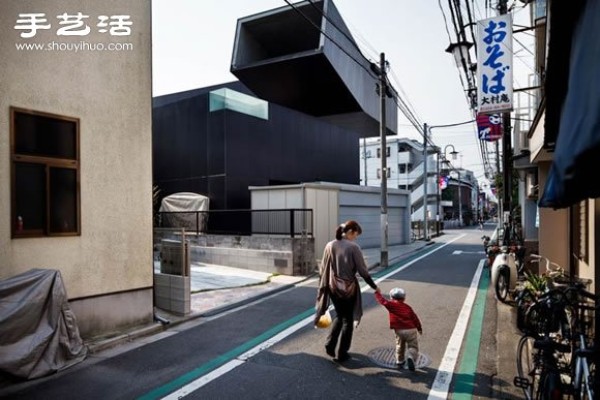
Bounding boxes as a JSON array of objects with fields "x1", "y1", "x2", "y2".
[{"x1": 2, "y1": 229, "x2": 500, "y2": 400}]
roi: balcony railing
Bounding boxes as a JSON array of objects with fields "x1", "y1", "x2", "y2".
[{"x1": 157, "y1": 209, "x2": 313, "y2": 237}]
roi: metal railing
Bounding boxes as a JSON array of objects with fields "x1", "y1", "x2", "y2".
[{"x1": 157, "y1": 209, "x2": 313, "y2": 237}]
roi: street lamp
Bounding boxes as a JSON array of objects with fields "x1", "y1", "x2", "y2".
[
  {"x1": 443, "y1": 144, "x2": 458, "y2": 161},
  {"x1": 442, "y1": 145, "x2": 462, "y2": 227},
  {"x1": 445, "y1": 41, "x2": 474, "y2": 71}
]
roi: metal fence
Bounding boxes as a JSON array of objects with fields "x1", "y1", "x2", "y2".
[{"x1": 157, "y1": 209, "x2": 313, "y2": 237}]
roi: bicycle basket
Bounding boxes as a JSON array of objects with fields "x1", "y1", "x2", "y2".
[{"x1": 523, "y1": 302, "x2": 562, "y2": 335}]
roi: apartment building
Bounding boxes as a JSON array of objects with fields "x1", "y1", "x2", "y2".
[{"x1": 359, "y1": 137, "x2": 478, "y2": 224}]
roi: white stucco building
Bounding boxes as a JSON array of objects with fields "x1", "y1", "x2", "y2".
[{"x1": 1, "y1": 0, "x2": 153, "y2": 339}]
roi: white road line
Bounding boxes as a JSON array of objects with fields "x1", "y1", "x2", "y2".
[
  {"x1": 161, "y1": 315, "x2": 315, "y2": 399},
  {"x1": 373, "y1": 234, "x2": 467, "y2": 283},
  {"x1": 161, "y1": 234, "x2": 468, "y2": 399},
  {"x1": 427, "y1": 259, "x2": 485, "y2": 400},
  {"x1": 452, "y1": 250, "x2": 485, "y2": 255},
  {"x1": 161, "y1": 360, "x2": 245, "y2": 400}
]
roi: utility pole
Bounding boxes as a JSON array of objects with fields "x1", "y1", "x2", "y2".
[
  {"x1": 456, "y1": 169, "x2": 462, "y2": 228},
  {"x1": 436, "y1": 151, "x2": 440, "y2": 236},
  {"x1": 498, "y1": 0, "x2": 511, "y2": 225},
  {"x1": 363, "y1": 137, "x2": 368, "y2": 186},
  {"x1": 378, "y1": 52, "x2": 388, "y2": 268},
  {"x1": 495, "y1": 139, "x2": 502, "y2": 228},
  {"x1": 423, "y1": 123, "x2": 429, "y2": 241}
]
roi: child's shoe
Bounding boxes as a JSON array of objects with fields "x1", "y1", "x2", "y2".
[{"x1": 407, "y1": 356, "x2": 415, "y2": 371}]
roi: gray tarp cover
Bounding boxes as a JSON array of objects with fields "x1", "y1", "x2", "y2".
[
  {"x1": 159, "y1": 192, "x2": 209, "y2": 230},
  {"x1": 0, "y1": 269, "x2": 87, "y2": 379}
]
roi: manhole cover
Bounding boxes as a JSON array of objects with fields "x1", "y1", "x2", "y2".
[{"x1": 367, "y1": 346, "x2": 432, "y2": 370}]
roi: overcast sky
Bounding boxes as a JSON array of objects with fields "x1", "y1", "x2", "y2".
[{"x1": 152, "y1": 0, "x2": 534, "y2": 184}]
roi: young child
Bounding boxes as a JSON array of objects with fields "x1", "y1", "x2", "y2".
[{"x1": 375, "y1": 287, "x2": 423, "y2": 371}]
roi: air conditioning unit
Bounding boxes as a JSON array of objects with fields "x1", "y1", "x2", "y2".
[{"x1": 525, "y1": 172, "x2": 538, "y2": 199}]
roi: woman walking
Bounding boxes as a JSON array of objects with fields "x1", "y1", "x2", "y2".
[{"x1": 315, "y1": 220, "x2": 379, "y2": 362}]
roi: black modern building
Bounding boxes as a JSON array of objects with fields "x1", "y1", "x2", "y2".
[
  {"x1": 153, "y1": 81, "x2": 361, "y2": 210},
  {"x1": 153, "y1": 0, "x2": 398, "y2": 212}
]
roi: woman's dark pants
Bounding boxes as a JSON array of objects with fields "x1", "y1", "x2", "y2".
[{"x1": 325, "y1": 293, "x2": 355, "y2": 359}]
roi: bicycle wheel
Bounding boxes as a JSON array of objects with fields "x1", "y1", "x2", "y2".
[
  {"x1": 495, "y1": 268, "x2": 510, "y2": 303},
  {"x1": 539, "y1": 370, "x2": 563, "y2": 400},
  {"x1": 517, "y1": 335, "x2": 537, "y2": 400}
]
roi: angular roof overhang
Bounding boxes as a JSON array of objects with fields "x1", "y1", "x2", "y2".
[{"x1": 230, "y1": 0, "x2": 397, "y2": 138}]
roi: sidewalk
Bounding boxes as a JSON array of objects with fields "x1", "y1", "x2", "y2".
[{"x1": 86, "y1": 239, "x2": 431, "y2": 353}]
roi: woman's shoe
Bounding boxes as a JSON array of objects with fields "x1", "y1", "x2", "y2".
[{"x1": 325, "y1": 346, "x2": 336, "y2": 358}]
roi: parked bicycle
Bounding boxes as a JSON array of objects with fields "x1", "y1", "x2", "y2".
[
  {"x1": 515, "y1": 287, "x2": 573, "y2": 399},
  {"x1": 513, "y1": 270, "x2": 597, "y2": 400},
  {"x1": 568, "y1": 285, "x2": 597, "y2": 400}
]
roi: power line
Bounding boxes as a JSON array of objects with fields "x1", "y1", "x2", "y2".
[
  {"x1": 288, "y1": 0, "x2": 428, "y2": 142},
  {"x1": 283, "y1": 0, "x2": 486, "y2": 181},
  {"x1": 306, "y1": 0, "x2": 367, "y2": 58},
  {"x1": 281, "y1": 0, "x2": 379, "y2": 81}
]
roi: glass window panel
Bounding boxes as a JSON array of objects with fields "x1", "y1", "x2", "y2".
[
  {"x1": 49, "y1": 167, "x2": 78, "y2": 233},
  {"x1": 209, "y1": 88, "x2": 269, "y2": 120},
  {"x1": 14, "y1": 111, "x2": 77, "y2": 159},
  {"x1": 15, "y1": 162, "x2": 46, "y2": 232}
]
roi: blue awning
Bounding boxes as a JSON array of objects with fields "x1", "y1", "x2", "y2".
[{"x1": 539, "y1": 0, "x2": 600, "y2": 208}]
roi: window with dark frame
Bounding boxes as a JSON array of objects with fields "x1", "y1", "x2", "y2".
[
  {"x1": 11, "y1": 107, "x2": 80, "y2": 238},
  {"x1": 570, "y1": 200, "x2": 588, "y2": 264},
  {"x1": 376, "y1": 146, "x2": 390, "y2": 158}
]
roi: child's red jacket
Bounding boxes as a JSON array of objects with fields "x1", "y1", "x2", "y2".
[{"x1": 375, "y1": 292, "x2": 422, "y2": 332}]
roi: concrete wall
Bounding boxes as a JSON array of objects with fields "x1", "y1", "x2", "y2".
[
  {"x1": 154, "y1": 231, "x2": 316, "y2": 276},
  {"x1": 0, "y1": 0, "x2": 153, "y2": 338},
  {"x1": 537, "y1": 162, "x2": 569, "y2": 272}
]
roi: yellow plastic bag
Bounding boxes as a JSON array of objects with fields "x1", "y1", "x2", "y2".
[{"x1": 316, "y1": 310, "x2": 332, "y2": 328}]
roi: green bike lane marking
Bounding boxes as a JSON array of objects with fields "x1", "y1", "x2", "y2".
[
  {"x1": 138, "y1": 308, "x2": 315, "y2": 400},
  {"x1": 140, "y1": 236, "x2": 464, "y2": 399},
  {"x1": 452, "y1": 261, "x2": 489, "y2": 400}
]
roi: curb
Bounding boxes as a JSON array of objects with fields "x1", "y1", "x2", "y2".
[
  {"x1": 86, "y1": 323, "x2": 165, "y2": 354},
  {"x1": 85, "y1": 273, "x2": 318, "y2": 354},
  {"x1": 198, "y1": 281, "x2": 300, "y2": 318}
]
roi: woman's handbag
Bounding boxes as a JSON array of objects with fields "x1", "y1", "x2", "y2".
[{"x1": 329, "y1": 273, "x2": 357, "y2": 299}]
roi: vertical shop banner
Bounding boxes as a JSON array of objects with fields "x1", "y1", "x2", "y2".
[{"x1": 476, "y1": 14, "x2": 513, "y2": 113}]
